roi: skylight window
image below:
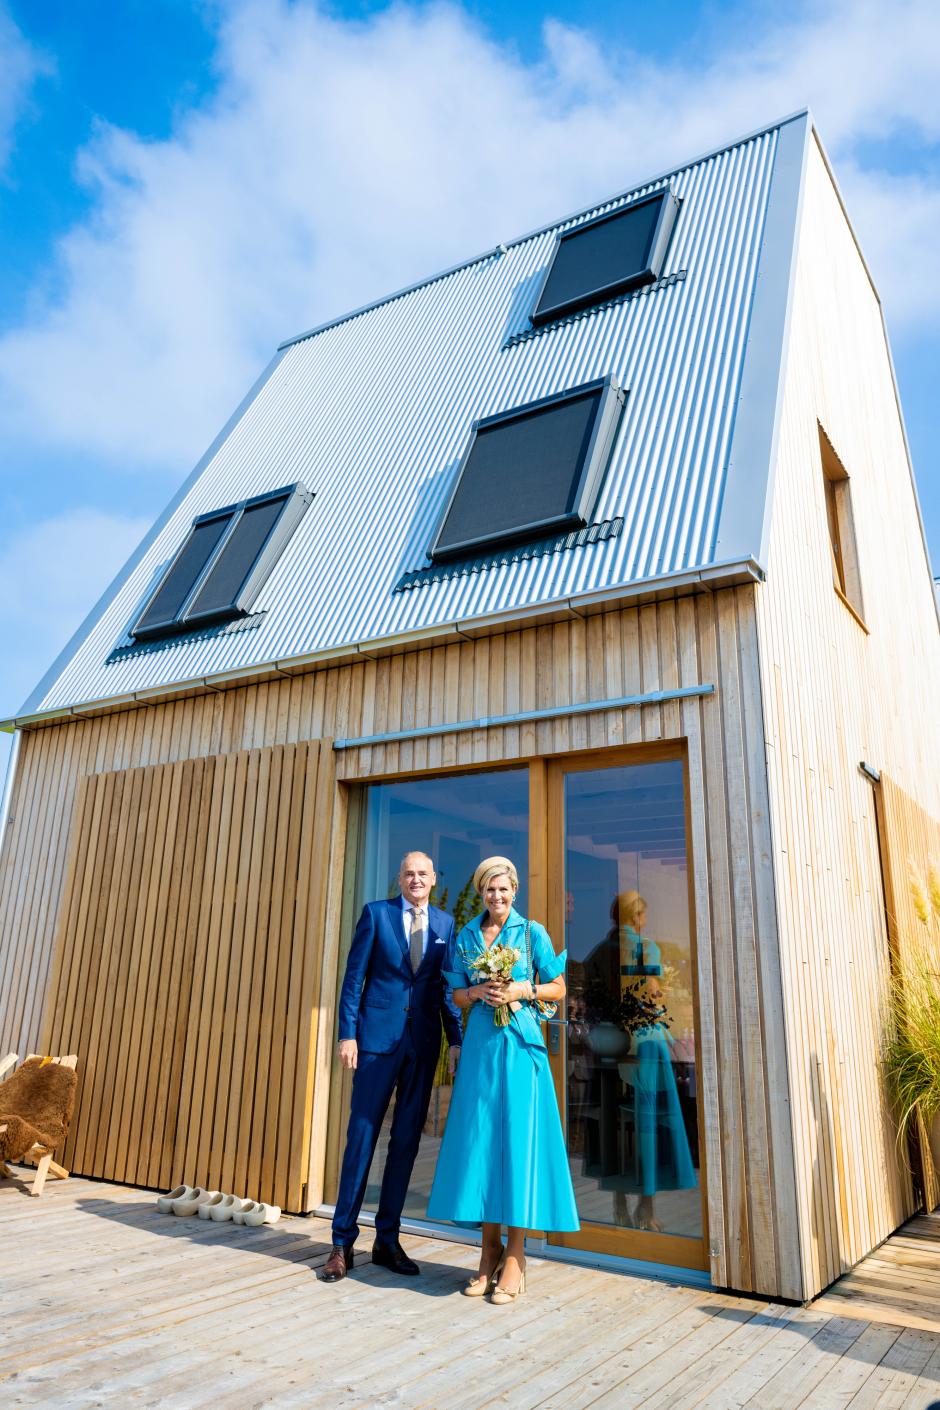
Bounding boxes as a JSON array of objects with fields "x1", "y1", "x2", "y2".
[
  {"x1": 431, "y1": 378, "x2": 625, "y2": 563},
  {"x1": 532, "y1": 188, "x2": 679, "y2": 327},
  {"x1": 132, "y1": 483, "x2": 312, "y2": 641}
]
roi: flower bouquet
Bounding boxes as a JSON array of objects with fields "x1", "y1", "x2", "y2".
[{"x1": 463, "y1": 943, "x2": 522, "y2": 1026}]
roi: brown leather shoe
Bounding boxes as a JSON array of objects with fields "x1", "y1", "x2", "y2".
[{"x1": 320, "y1": 1244, "x2": 355, "y2": 1282}]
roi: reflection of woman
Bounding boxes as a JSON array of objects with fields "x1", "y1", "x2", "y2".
[
  {"x1": 582, "y1": 905, "x2": 621, "y2": 995},
  {"x1": 618, "y1": 892, "x2": 697, "y2": 1232},
  {"x1": 427, "y1": 857, "x2": 579, "y2": 1302}
]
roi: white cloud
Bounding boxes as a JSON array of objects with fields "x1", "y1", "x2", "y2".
[
  {"x1": 0, "y1": 5, "x2": 49, "y2": 171},
  {"x1": 0, "y1": 0, "x2": 937, "y2": 483},
  {"x1": 833, "y1": 160, "x2": 940, "y2": 327},
  {"x1": 0, "y1": 509, "x2": 150, "y2": 717},
  {"x1": 0, "y1": 0, "x2": 937, "y2": 751}
]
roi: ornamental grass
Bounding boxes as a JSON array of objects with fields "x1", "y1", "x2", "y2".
[{"x1": 882, "y1": 863, "x2": 940, "y2": 1149}]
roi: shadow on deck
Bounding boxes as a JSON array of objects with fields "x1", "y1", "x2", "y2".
[{"x1": 4, "y1": 1175, "x2": 940, "y2": 1408}]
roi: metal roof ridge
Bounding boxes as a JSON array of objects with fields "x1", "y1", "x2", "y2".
[
  {"x1": 1, "y1": 557, "x2": 764, "y2": 732},
  {"x1": 278, "y1": 108, "x2": 811, "y2": 353}
]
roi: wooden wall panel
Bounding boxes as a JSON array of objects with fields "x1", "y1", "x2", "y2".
[
  {"x1": 0, "y1": 592, "x2": 800, "y2": 1295},
  {"x1": 877, "y1": 774, "x2": 940, "y2": 970},
  {"x1": 755, "y1": 138, "x2": 940, "y2": 1298},
  {"x1": 37, "y1": 740, "x2": 334, "y2": 1213}
]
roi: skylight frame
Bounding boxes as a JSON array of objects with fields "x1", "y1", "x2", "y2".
[
  {"x1": 530, "y1": 187, "x2": 680, "y2": 328},
  {"x1": 430, "y1": 376, "x2": 626, "y2": 564},
  {"x1": 131, "y1": 481, "x2": 312, "y2": 642}
]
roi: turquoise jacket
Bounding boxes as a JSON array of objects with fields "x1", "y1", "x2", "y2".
[{"x1": 445, "y1": 907, "x2": 566, "y2": 1054}]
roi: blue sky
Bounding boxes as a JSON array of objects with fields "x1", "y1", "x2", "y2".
[{"x1": 1, "y1": 0, "x2": 938, "y2": 789}]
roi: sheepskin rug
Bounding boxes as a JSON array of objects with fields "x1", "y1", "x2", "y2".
[{"x1": 0, "y1": 1057, "x2": 77, "y2": 1164}]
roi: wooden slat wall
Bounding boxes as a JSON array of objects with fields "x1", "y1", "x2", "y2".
[
  {"x1": 36, "y1": 740, "x2": 334, "y2": 1213},
  {"x1": 754, "y1": 138, "x2": 940, "y2": 1298},
  {"x1": 0, "y1": 591, "x2": 802, "y2": 1296},
  {"x1": 877, "y1": 774, "x2": 940, "y2": 971}
]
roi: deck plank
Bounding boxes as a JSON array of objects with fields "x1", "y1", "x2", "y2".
[{"x1": 4, "y1": 1179, "x2": 940, "y2": 1409}]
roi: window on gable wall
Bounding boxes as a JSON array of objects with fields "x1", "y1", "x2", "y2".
[
  {"x1": 132, "y1": 483, "x2": 313, "y2": 641},
  {"x1": 819, "y1": 425, "x2": 865, "y2": 626},
  {"x1": 431, "y1": 378, "x2": 626, "y2": 563},
  {"x1": 531, "y1": 187, "x2": 679, "y2": 327}
]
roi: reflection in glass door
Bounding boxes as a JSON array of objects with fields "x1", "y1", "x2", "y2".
[{"x1": 551, "y1": 754, "x2": 704, "y2": 1265}]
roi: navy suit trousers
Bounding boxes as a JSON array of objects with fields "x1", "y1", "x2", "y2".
[{"x1": 332, "y1": 1033, "x2": 439, "y2": 1248}]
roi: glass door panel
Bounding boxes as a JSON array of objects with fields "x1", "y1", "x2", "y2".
[
  {"x1": 356, "y1": 767, "x2": 530, "y2": 1224},
  {"x1": 551, "y1": 755, "x2": 704, "y2": 1261}
]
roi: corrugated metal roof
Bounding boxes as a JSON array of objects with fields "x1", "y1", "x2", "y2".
[{"x1": 17, "y1": 112, "x2": 809, "y2": 721}]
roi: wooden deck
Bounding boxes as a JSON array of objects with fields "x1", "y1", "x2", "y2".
[
  {"x1": 814, "y1": 1210, "x2": 940, "y2": 1337},
  {"x1": 3, "y1": 1175, "x2": 940, "y2": 1409}
]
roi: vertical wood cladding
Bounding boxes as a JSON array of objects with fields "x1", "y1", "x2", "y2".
[
  {"x1": 0, "y1": 590, "x2": 798, "y2": 1292},
  {"x1": 753, "y1": 140, "x2": 940, "y2": 1298},
  {"x1": 36, "y1": 741, "x2": 335, "y2": 1213}
]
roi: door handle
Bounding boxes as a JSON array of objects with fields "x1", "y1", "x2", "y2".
[{"x1": 546, "y1": 1017, "x2": 567, "y2": 1055}]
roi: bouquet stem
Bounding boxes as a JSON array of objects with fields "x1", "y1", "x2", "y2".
[{"x1": 493, "y1": 1004, "x2": 511, "y2": 1027}]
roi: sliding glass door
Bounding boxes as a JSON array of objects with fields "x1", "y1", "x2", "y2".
[
  {"x1": 332, "y1": 747, "x2": 706, "y2": 1269},
  {"x1": 354, "y1": 767, "x2": 529, "y2": 1224},
  {"x1": 547, "y1": 750, "x2": 706, "y2": 1268}
]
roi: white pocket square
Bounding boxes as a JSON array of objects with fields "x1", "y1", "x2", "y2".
[{"x1": 434, "y1": 938, "x2": 445, "y2": 945}]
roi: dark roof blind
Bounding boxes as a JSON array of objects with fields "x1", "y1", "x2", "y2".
[
  {"x1": 431, "y1": 378, "x2": 625, "y2": 563},
  {"x1": 131, "y1": 483, "x2": 312, "y2": 642},
  {"x1": 132, "y1": 515, "x2": 232, "y2": 639},
  {"x1": 532, "y1": 188, "x2": 679, "y2": 327},
  {"x1": 186, "y1": 495, "x2": 290, "y2": 624}
]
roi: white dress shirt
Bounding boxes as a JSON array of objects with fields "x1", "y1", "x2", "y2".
[{"x1": 400, "y1": 894, "x2": 430, "y2": 958}]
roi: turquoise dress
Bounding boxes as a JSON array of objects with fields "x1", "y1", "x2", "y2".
[
  {"x1": 427, "y1": 909, "x2": 580, "y2": 1232},
  {"x1": 621, "y1": 931, "x2": 698, "y2": 1196}
]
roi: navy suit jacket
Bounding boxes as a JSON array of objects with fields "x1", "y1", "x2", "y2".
[{"x1": 337, "y1": 898, "x2": 463, "y2": 1056}]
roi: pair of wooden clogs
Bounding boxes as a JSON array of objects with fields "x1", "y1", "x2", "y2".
[{"x1": 156, "y1": 1185, "x2": 281, "y2": 1226}]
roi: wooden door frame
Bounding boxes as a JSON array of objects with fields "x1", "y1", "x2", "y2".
[{"x1": 324, "y1": 740, "x2": 710, "y2": 1271}]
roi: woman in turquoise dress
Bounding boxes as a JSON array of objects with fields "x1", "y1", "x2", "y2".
[{"x1": 427, "y1": 856, "x2": 579, "y2": 1303}]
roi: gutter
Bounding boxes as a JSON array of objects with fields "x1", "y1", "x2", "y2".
[
  {"x1": 0, "y1": 557, "x2": 763, "y2": 733},
  {"x1": 0, "y1": 732, "x2": 20, "y2": 833}
]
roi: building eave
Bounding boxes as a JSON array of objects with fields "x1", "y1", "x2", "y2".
[{"x1": 1, "y1": 558, "x2": 764, "y2": 733}]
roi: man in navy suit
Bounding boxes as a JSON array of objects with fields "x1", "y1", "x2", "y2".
[{"x1": 321, "y1": 851, "x2": 462, "y2": 1282}]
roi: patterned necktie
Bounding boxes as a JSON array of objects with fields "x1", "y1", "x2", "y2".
[{"x1": 409, "y1": 908, "x2": 425, "y2": 973}]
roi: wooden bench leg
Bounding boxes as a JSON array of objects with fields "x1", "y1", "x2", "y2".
[
  {"x1": 30, "y1": 1152, "x2": 52, "y2": 1197},
  {"x1": 28, "y1": 1152, "x2": 69, "y2": 1196}
]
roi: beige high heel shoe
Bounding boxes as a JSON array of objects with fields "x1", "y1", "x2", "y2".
[
  {"x1": 489, "y1": 1258, "x2": 526, "y2": 1305},
  {"x1": 462, "y1": 1246, "x2": 505, "y2": 1297}
]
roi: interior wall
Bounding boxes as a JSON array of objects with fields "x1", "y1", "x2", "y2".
[
  {"x1": 756, "y1": 136, "x2": 940, "y2": 1298},
  {"x1": 0, "y1": 590, "x2": 801, "y2": 1296}
]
